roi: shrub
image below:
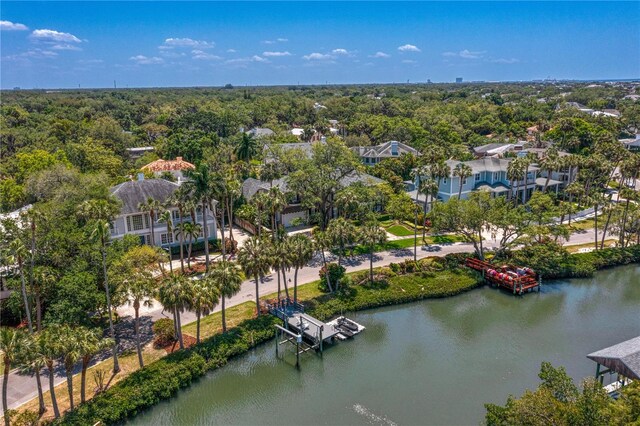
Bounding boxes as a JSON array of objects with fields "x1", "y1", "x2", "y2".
[
  {"x1": 318, "y1": 263, "x2": 346, "y2": 292},
  {"x1": 152, "y1": 318, "x2": 175, "y2": 347}
]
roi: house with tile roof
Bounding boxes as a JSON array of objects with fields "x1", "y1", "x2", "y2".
[{"x1": 141, "y1": 157, "x2": 195, "y2": 184}]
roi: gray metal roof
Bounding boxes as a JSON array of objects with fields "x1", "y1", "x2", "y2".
[
  {"x1": 587, "y1": 336, "x2": 640, "y2": 380},
  {"x1": 110, "y1": 178, "x2": 180, "y2": 215},
  {"x1": 354, "y1": 141, "x2": 419, "y2": 158},
  {"x1": 246, "y1": 127, "x2": 274, "y2": 138}
]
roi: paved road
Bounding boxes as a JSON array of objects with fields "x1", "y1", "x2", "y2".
[{"x1": 1, "y1": 227, "x2": 607, "y2": 412}]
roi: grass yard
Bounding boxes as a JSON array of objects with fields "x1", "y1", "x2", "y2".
[
  {"x1": 386, "y1": 224, "x2": 415, "y2": 237},
  {"x1": 181, "y1": 302, "x2": 257, "y2": 341},
  {"x1": 565, "y1": 240, "x2": 616, "y2": 253}
]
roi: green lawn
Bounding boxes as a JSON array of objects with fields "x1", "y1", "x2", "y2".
[
  {"x1": 181, "y1": 302, "x2": 257, "y2": 341},
  {"x1": 349, "y1": 234, "x2": 464, "y2": 255},
  {"x1": 386, "y1": 224, "x2": 414, "y2": 237}
]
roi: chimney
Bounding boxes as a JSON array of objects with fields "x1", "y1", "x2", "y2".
[
  {"x1": 137, "y1": 173, "x2": 144, "y2": 181},
  {"x1": 391, "y1": 141, "x2": 398, "y2": 155},
  {"x1": 176, "y1": 156, "x2": 183, "y2": 162}
]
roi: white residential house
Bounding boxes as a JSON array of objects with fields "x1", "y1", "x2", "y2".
[
  {"x1": 353, "y1": 140, "x2": 419, "y2": 165},
  {"x1": 109, "y1": 176, "x2": 218, "y2": 249}
]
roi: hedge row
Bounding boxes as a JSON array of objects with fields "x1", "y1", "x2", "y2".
[
  {"x1": 57, "y1": 315, "x2": 278, "y2": 425},
  {"x1": 543, "y1": 245, "x2": 639, "y2": 279}
]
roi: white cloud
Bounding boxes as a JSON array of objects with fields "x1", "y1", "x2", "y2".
[
  {"x1": 370, "y1": 51, "x2": 390, "y2": 58},
  {"x1": 332, "y1": 48, "x2": 349, "y2": 55},
  {"x1": 30, "y1": 29, "x2": 82, "y2": 43},
  {"x1": 262, "y1": 38, "x2": 288, "y2": 44},
  {"x1": 402, "y1": 59, "x2": 417, "y2": 64},
  {"x1": 1, "y1": 20, "x2": 28, "y2": 31},
  {"x1": 50, "y1": 43, "x2": 82, "y2": 51},
  {"x1": 252, "y1": 55, "x2": 268, "y2": 63},
  {"x1": 398, "y1": 44, "x2": 420, "y2": 52},
  {"x1": 490, "y1": 57, "x2": 519, "y2": 64},
  {"x1": 162, "y1": 38, "x2": 214, "y2": 49},
  {"x1": 277, "y1": 38, "x2": 288, "y2": 42},
  {"x1": 225, "y1": 55, "x2": 269, "y2": 65},
  {"x1": 129, "y1": 55, "x2": 164, "y2": 65},
  {"x1": 442, "y1": 49, "x2": 486, "y2": 59},
  {"x1": 227, "y1": 48, "x2": 237, "y2": 53},
  {"x1": 191, "y1": 50, "x2": 222, "y2": 60},
  {"x1": 263, "y1": 51, "x2": 291, "y2": 57},
  {"x1": 77, "y1": 59, "x2": 103, "y2": 64},
  {"x1": 303, "y1": 52, "x2": 333, "y2": 60},
  {"x1": 5, "y1": 48, "x2": 58, "y2": 61}
]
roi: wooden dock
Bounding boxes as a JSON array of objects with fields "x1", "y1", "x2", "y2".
[{"x1": 465, "y1": 258, "x2": 541, "y2": 295}]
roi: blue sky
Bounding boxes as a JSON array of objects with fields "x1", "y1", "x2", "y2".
[{"x1": 1, "y1": 1, "x2": 639, "y2": 89}]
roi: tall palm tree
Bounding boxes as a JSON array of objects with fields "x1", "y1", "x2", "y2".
[
  {"x1": 37, "y1": 328, "x2": 61, "y2": 418},
  {"x1": 32, "y1": 266, "x2": 56, "y2": 333},
  {"x1": 169, "y1": 186, "x2": 191, "y2": 273},
  {"x1": 1, "y1": 327, "x2": 30, "y2": 424},
  {"x1": 418, "y1": 177, "x2": 439, "y2": 243},
  {"x1": 521, "y1": 152, "x2": 538, "y2": 204},
  {"x1": 8, "y1": 238, "x2": 33, "y2": 333},
  {"x1": 187, "y1": 279, "x2": 219, "y2": 343},
  {"x1": 137, "y1": 197, "x2": 162, "y2": 246},
  {"x1": 250, "y1": 191, "x2": 270, "y2": 238},
  {"x1": 57, "y1": 325, "x2": 81, "y2": 411},
  {"x1": 237, "y1": 236, "x2": 271, "y2": 315},
  {"x1": 76, "y1": 327, "x2": 112, "y2": 403},
  {"x1": 453, "y1": 163, "x2": 473, "y2": 200},
  {"x1": 312, "y1": 230, "x2": 334, "y2": 292},
  {"x1": 507, "y1": 158, "x2": 525, "y2": 205},
  {"x1": 159, "y1": 210, "x2": 175, "y2": 273},
  {"x1": 78, "y1": 199, "x2": 120, "y2": 373},
  {"x1": 178, "y1": 221, "x2": 202, "y2": 269},
  {"x1": 16, "y1": 332, "x2": 46, "y2": 415},
  {"x1": 24, "y1": 208, "x2": 44, "y2": 331},
  {"x1": 120, "y1": 267, "x2": 154, "y2": 367},
  {"x1": 223, "y1": 174, "x2": 241, "y2": 243},
  {"x1": 209, "y1": 261, "x2": 243, "y2": 333},
  {"x1": 184, "y1": 164, "x2": 214, "y2": 271},
  {"x1": 272, "y1": 236, "x2": 293, "y2": 300},
  {"x1": 267, "y1": 186, "x2": 288, "y2": 239},
  {"x1": 158, "y1": 274, "x2": 189, "y2": 349},
  {"x1": 288, "y1": 234, "x2": 314, "y2": 304},
  {"x1": 326, "y1": 217, "x2": 356, "y2": 267},
  {"x1": 360, "y1": 222, "x2": 387, "y2": 283},
  {"x1": 540, "y1": 147, "x2": 560, "y2": 192}
]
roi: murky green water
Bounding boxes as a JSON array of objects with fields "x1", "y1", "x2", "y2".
[{"x1": 130, "y1": 265, "x2": 640, "y2": 425}]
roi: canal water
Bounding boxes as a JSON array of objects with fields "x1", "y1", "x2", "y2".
[{"x1": 130, "y1": 265, "x2": 640, "y2": 425}]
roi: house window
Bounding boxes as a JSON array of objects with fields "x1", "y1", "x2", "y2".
[
  {"x1": 443, "y1": 178, "x2": 447, "y2": 184},
  {"x1": 494, "y1": 172, "x2": 499, "y2": 181},
  {"x1": 463, "y1": 178, "x2": 468, "y2": 185},
  {"x1": 127, "y1": 214, "x2": 146, "y2": 231},
  {"x1": 161, "y1": 233, "x2": 174, "y2": 245},
  {"x1": 475, "y1": 173, "x2": 480, "y2": 181}
]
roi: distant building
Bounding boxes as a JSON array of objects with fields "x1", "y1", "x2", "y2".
[
  {"x1": 245, "y1": 127, "x2": 274, "y2": 138},
  {"x1": 109, "y1": 175, "x2": 217, "y2": 247},
  {"x1": 141, "y1": 157, "x2": 195, "y2": 184},
  {"x1": 126, "y1": 146, "x2": 155, "y2": 159},
  {"x1": 472, "y1": 142, "x2": 525, "y2": 158},
  {"x1": 353, "y1": 140, "x2": 419, "y2": 165},
  {"x1": 455, "y1": 77, "x2": 463, "y2": 83},
  {"x1": 620, "y1": 134, "x2": 640, "y2": 152}
]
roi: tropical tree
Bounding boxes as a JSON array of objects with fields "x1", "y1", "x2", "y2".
[
  {"x1": 312, "y1": 230, "x2": 334, "y2": 292},
  {"x1": 178, "y1": 221, "x2": 202, "y2": 269},
  {"x1": 36, "y1": 328, "x2": 61, "y2": 418},
  {"x1": 137, "y1": 197, "x2": 162, "y2": 246},
  {"x1": 250, "y1": 191, "x2": 270, "y2": 238},
  {"x1": 169, "y1": 185, "x2": 191, "y2": 273},
  {"x1": 1, "y1": 327, "x2": 30, "y2": 424},
  {"x1": 453, "y1": 163, "x2": 473, "y2": 199},
  {"x1": 288, "y1": 234, "x2": 314, "y2": 304},
  {"x1": 326, "y1": 217, "x2": 357, "y2": 266},
  {"x1": 78, "y1": 199, "x2": 120, "y2": 373},
  {"x1": 237, "y1": 236, "x2": 271, "y2": 315},
  {"x1": 184, "y1": 163, "x2": 214, "y2": 271},
  {"x1": 359, "y1": 222, "x2": 387, "y2": 282},
  {"x1": 267, "y1": 186, "x2": 288, "y2": 239},
  {"x1": 16, "y1": 332, "x2": 46, "y2": 415},
  {"x1": 271, "y1": 236, "x2": 293, "y2": 299},
  {"x1": 57, "y1": 325, "x2": 81, "y2": 411},
  {"x1": 187, "y1": 279, "x2": 219, "y2": 343},
  {"x1": 209, "y1": 261, "x2": 243, "y2": 332},
  {"x1": 76, "y1": 327, "x2": 112, "y2": 403},
  {"x1": 539, "y1": 147, "x2": 560, "y2": 192},
  {"x1": 507, "y1": 158, "x2": 525, "y2": 205},
  {"x1": 235, "y1": 133, "x2": 258, "y2": 162},
  {"x1": 159, "y1": 210, "x2": 175, "y2": 273},
  {"x1": 31, "y1": 266, "x2": 56, "y2": 333},
  {"x1": 8, "y1": 238, "x2": 33, "y2": 333},
  {"x1": 157, "y1": 274, "x2": 190, "y2": 349}
]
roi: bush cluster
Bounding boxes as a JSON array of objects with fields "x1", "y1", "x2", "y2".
[
  {"x1": 152, "y1": 318, "x2": 175, "y2": 347},
  {"x1": 56, "y1": 315, "x2": 278, "y2": 425}
]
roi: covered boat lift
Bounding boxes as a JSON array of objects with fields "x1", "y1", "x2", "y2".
[{"x1": 587, "y1": 336, "x2": 640, "y2": 396}]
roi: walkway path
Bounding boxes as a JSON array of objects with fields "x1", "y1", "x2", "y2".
[{"x1": 1, "y1": 227, "x2": 607, "y2": 412}]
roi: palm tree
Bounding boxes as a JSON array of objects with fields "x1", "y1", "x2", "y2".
[
  {"x1": 453, "y1": 163, "x2": 473, "y2": 200},
  {"x1": 223, "y1": 174, "x2": 241, "y2": 243},
  {"x1": 37, "y1": 328, "x2": 61, "y2": 418},
  {"x1": 209, "y1": 261, "x2": 243, "y2": 333},
  {"x1": 158, "y1": 274, "x2": 190, "y2": 349},
  {"x1": 507, "y1": 158, "x2": 525, "y2": 205},
  {"x1": 184, "y1": 164, "x2": 214, "y2": 271},
  {"x1": 8, "y1": 238, "x2": 33, "y2": 333},
  {"x1": 250, "y1": 191, "x2": 270, "y2": 238},
  {"x1": 237, "y1": 236, "x2": 271, "y2": 315},
  {"x1": 521, "y1": 152, "x2": 538, "y2": 204},
  {"x1": 288, "y1": 234, "x2": 314, "y2": 304},
  {"x1": 137, "y1": 197, "x2": 162, "y2": 246},
  {"x1": 272, "y1": 236, "x2": 293, "y2": 300},
  {"x1": 540, "y1": 147, "x2": 560, "y2": 192},
  {"x1": 312, "y1": 231, "x2": 334, "y2": 292},
  {"x1": 235, "y1": 133, "x2": 258, "y2": 162},
  {"x1": 169, "y1": 186, "x2": 191, "y2": 273},
  {"x1": 76, "y1": 327, "x2": 112, "y2": 403},
  {"x1": 326, "y1": 217, "x2": 356, "y2": 267},
  {"x1": 57, "y1": 325, "x2": 81, "y2": 411},
  {"x1": 178, "y1": 221, "x2": 202, "y2": 269},
  {"x1": 121, "y1": 269, "x2": 154, "y2": 367},
  {"x1": 359, "y1": 222, "x2": 387, "y2": 283},
  {"x1": 78, "y1": 199, "x2": 120, "y2": 373},
  {"x1": 267, "y1": 186, "x2": 288, "y2": 239},
  {"x1": 159, "y1": 210, "x2": 175, "y2": 273},
  {"x1": 32, "y1": 266, "x2": 56, "y2": 333},
  {"x1": 1, "y1": 327, "x2": 30, "y2": 424},
  {"x1": 17, "y1": 332, "x2": 46, "y2": 415},
  {"x1": 24, "y1": 207, "x2": 44, "y2": 331},
  {"x1": 187, "y1": 279, "x2": 219, "y2": 343},
  {"x1": 418, "y1": 178, "x2": 439, "y2": 243}
]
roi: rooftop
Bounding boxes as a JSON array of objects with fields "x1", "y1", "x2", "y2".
[
  {"x1": 587, "y1": 336, "x2": 640, "y2": 380},
  {"x1": 141, "y1": 157, "x2": 195, "y2": 173},
  {"x1": 110, "y1": 178, "x2": 180, "y2": 215}
]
